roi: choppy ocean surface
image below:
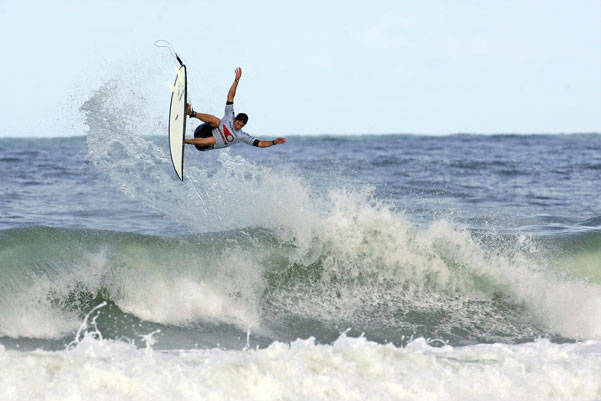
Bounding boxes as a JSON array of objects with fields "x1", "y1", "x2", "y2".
[{"x1": 1, "y1": 85, "x2": 600, "y2": 400}]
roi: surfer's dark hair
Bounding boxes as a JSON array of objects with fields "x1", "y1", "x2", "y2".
[{"x1": 235, "y1": 113, "x2": 248, "y2": 124}]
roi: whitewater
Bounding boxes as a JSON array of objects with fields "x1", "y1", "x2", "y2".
[{"x1": 1, "y1": 80, "x2": 600, "y2": 400}]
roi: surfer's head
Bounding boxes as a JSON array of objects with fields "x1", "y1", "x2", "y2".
[{"x1": 234, "y1": 113, "x2": 248, "y2": 130}]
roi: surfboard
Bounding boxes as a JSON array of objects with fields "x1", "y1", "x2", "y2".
[{"x1": 168, "y1": 64, "x2": 187, "y2": 181}]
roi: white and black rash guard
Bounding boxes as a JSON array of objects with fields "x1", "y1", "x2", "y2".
[{"x1": 211, "y1": 102, "x2": 258, "y2": 149}]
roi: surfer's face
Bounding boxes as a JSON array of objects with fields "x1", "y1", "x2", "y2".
[{"x1": 234, "y1": 119, "x2": 246, "y2": 131}]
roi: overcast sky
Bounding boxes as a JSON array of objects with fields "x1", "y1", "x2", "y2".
[{"x1": 1, "y1": 0, "x2": 600, "y2": 137}]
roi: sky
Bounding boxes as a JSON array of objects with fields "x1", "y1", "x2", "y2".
[{"x1": 0, "y1": 0, "x2": 600, "y2": 137}]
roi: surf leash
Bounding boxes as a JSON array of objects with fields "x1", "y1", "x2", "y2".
[{"x1": 154, "y1": 39, "x2": 184, "y2": 67}]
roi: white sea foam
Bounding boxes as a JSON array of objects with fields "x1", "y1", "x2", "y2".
[{"x1": 1, "y1": 333, "x2": 600, "y2": 401}]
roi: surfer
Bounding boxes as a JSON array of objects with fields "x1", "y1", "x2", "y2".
[{"x1": 184, "y1": 67, "x2": 286, "y2": 151}]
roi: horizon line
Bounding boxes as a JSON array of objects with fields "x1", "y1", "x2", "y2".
[{"x1": 1, "y1": 132, "x2": 601, "y2": 140}]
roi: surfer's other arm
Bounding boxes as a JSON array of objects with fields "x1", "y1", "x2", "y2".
[{"x1": 227, "y1": 67, "x2": 242, "y2": 103}]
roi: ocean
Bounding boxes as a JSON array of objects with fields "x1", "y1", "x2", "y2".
[{"x1": 1, "y1": 84, "x2": 601, "y2": 400}]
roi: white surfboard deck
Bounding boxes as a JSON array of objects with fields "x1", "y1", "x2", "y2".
[{"x1": 168, "y1": 64, "x2": 187, "y2": 181}]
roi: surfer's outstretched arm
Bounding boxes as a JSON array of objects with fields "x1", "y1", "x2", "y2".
[
  {"x1": 256, "y1": 137, "x2": 287, "y2": 148},
  {"x1": 227, "y1": 67, "x2": 242, "y2": 103}
]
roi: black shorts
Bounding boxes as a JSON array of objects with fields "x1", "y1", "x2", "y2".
[{"x1": 194, "y1": 123, "x2": 215, "y2": 151}]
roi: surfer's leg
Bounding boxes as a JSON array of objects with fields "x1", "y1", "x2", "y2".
[
  {"x1": 188, "y1": 106, "x2": 221, "y2": 127},
  {"x1": 184, "y1": 137, "x2": 216, "y2": 146},
  {"x1": 185, "y1": 123, "x2": 216, "y2": 150},
  {"x1": 195, "y1": 113, "x2": 220, "y2": 127}
]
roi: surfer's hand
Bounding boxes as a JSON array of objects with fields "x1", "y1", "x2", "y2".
[
  {"x1": 234, "y1": 67, "x2": 242, "y2": 81},
  {"x1": 274, "y1": 137, "x2": 286, "y2": 145},
  {"x1": 186, "y1": 103, "x2": 193, "y2": 116}
]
